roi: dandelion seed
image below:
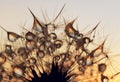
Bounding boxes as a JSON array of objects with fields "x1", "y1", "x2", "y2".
[{"x1": 0, "y1": 26, "x2": 23, "y2": 42}]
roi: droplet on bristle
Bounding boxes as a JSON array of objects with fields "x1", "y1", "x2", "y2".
[
  {"x1": 36, "y1": 50, "x2": 45, "y2": 58},
  {"x1": 13, "y1": 66, "x2": 24, "y2": 78},
  {"x1": 98, "y1": 63, "x2": 107, "y2": 73}
]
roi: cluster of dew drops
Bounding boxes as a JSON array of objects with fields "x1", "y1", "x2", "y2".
[{"x1": 0, "y1": 5, "x2": 120, "y2": 82}]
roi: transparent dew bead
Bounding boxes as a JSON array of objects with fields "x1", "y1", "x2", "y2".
[
  {"x1": 5, "y1": 45, "x2": 13, "y2": 54},
  {"x1": 13, "y1": 66, "x2": 24, "y2": 78},
  {"x1": 17, "y1": 47, "x2": 28, "y2": 59},
  {"x1": 77, "y1": 57, "x2": 85, "y2": 66},
  {"x1": 86, "y1": 59, "x2": 93, "y2": 66},
  {"x1": 39, "y1": 44, "x2": 45, "y2": 51},
  {"x1": 22, "y1": 54, "x2": 28, "y2": 60},
  {"x1": 17, "y1": 47, "x2": 26, "y2": 55},
  {"x1": 83, "y1": 37, "x2": 91, "y2": 44},
  {"x1": 25, "y1": 32, "x2": 35, "y2": 41},
  {"x1": 77, "y1": 33, "x2": 83, "y2": 39},
  {"x1": 98, "y1": 63, "x2": 107, "y2": 73},
  {"x1": 7, "y1": 32, "x2": 23, "y2": 42},
  {"x1": 36, "y1": 50, "x2": 45, "y2": 58},
  {"x1": 29, "y1": 57, "x2": 36, "y2": 66},
  {"x1": 54, "y1": 40, "x2": 63, "y2": 48},
  {"x1": 26, "y1": 41, "x2": 36, "y2": 51},
  {"x1": 86, "y1": 57, "x2": 93, "y2": 66},
  {"x1": 49, "y1": 33, "x2": 57, "y2": 41},
  {"x1": 64, "y1": 56, "x2": 70, "y2": 62},
  {"x1": 60, "y1": 53, "x2": 66, "y2": 59},
  {"x1": 77, "y1": 59, "x2": 83, "y2": 65},
  {"x1": 65, "y1": 19, "x2": 77, "y2": 38},
  {"x1": 53, "y1": 55, "x2": 60, "y2": 62}
]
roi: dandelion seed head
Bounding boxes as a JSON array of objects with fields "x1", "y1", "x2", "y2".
[{"x1": 0, "y1": 5, "x2": 119, "y2": 82}]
